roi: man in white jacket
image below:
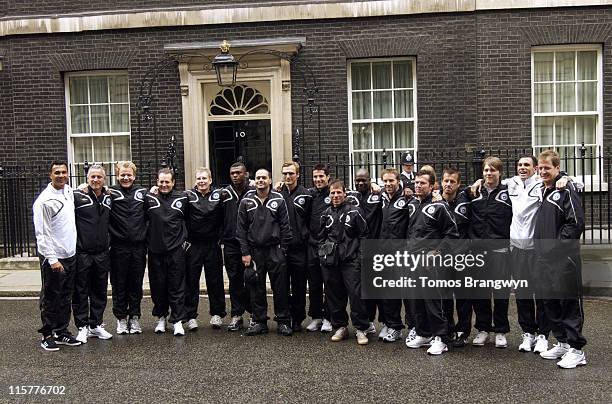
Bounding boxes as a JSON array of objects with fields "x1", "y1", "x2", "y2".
[{"x1": 33, "y1": 161, "x2": 81, "y2": 351}]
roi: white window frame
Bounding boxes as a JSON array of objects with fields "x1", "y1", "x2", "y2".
[
  {"x1": 65, "y1": 70, "x2": 132, "y2": 179},
  {"x1": 531, "y1": 44, "x2": 604, "y2": 191},
  {"x1": 347, "y1": 57, "x2": 418, "y2": 183}
]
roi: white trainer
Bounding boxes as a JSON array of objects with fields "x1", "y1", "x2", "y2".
[
  {"x1": 173, "y1": 321, "x2": 185, "y2": 336},
  {"x1": 184, "y1": 318, "x2": 198, "y2": 331},
  {"x1": 88, "y1": 325, "x2": 113, "y2": 340},
  {"x1": 129, "y1": 316, "x2": 142, "y2": 334},
  {"x1": 382, "y1": 328, "x2": 402, "y2": 343},
  {"x1": 154, "y1": 317, "x2": 167, "y2": 334},
  {"x1": 426, "y1": 336, "x2": 448, "y2": 355},
  {"x1": 210, "y1": 315, "x2": 223, "y2": 329},
  {"x1": 495, "y1": 333, "x2": 508, "y2": 348},
  {"x1": 472, "y1": 331, "x2": 489, "y2": 346},
  {"x1": 306, "y1": 319, "x2": 322, "y2": 332},
  {"x1": 518, "y1": 333, "x2": 535, "y2": 352},
  {"x1": 364, "y1": 322, "x2": 377, "y2": 335},
  {"x1": 406, "y1": 335, "x2": 433, "y2": 349},
  {"x1": 378, "y1": 324, "x2": 389, "y2": 340},
  {"x1": 356, "y1": 330, "x2": 369, "y2": 345},
  {"x1": 406, "y1": 327, "x2": 417, "y2": 342},
  {"x1": 116, "y1": 319, "x2": 129, "y2": 335},
  {"x1": 76, "y1": 326, "x2": 88, "y2": 344},
  {"x1": 331, "y1": 327, "x2": 348, "y2": 341},
  {"x1": 533, "y1": 334, "x2": 548, "y2": 354},
  {"x1": 540, "y1": 342, "x2": 570, "y2": 360},
  {"x1": 557, "y1": 348, "x2": 587, "y2": 369},
  {"x1": 321, "y1": 319, "x2": 333, "y2": 333}
]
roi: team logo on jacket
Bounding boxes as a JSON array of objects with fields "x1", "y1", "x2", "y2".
[
  {"x1": 426, "y1": 206, "x2": 436, "y2": 214},
  {"x1": 212, "y1": 192, "x2": 220, "y2": 200},
  {"x1": 459, "y1": 206, "x2": 467, "y2": 215},
  {"x1": 552, "y1": 192, "x2": 561, "y2": 201},
  {"x1": 371, "y1": 195, "x2": 380, "y2": 202},
  {"x1": 270, "y1": 201, "x2": 278, "y2": 209},
  {"x1": 324, "y1": 197, "x2": 331, "y2": 204},
  {"x1": 176, "y1": 201, "x2": 183, "y2": 208},
  {"x1": 297, "y1": 197, "x2": 305, "y2": 205},
  {"x1": 136, "y1": 191, "x2": 143, "y2": 199},
  {"x1": 397, "y1": 200, "x2": 406, "y2": 208},
  {"x1": 345, "y1": 214, "x2": 351, "y2": 224},
  {"x1": 104, "y1": 198, "x2": 112, "y2": 207},
  {"x1": 500, "y1": 193, "x2": 508, "y2": 201}
]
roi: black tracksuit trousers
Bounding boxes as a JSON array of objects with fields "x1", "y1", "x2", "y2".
[
  {"x1": 307, "y1": 244, "x2": 328, "y2": 320},
  {"x1": 248, "y1": 246, "x2": 290, "y2": 325},
  {"x1": 110, "y1": 243, "x2": 146, "y2": 320},
  {"x1": 286, "y1": 244, "x2": 308, "y2": 325},
  {"x1": 148, "y1": 247, "x2": 186, "y2": 324},
  {"x1": 321, "y1": 259, "x2": 369, "y2": 331},
  {"x1": 473, "y1": 250, "x2": 511, "y2": 333},
  {"x1": 223, "y1": 240, "x2": 249, "y2": 317},
  {"x1": 185, "y1": 240, "x2": 226, "y2": 319},
  {"x1": 413, "y1": 297, "x2": 451, "y2": 340},
  {"x1": 540, "y1": 256, "x2": 587, "y2": 350},
  {"x1": 72, "y1": 251, "x2": 111, "y2": 328},
  {"x1": 38, "y1": 255, "x2": 76, "y2": 337},
  {"x1": 511, "y1": 247, "x2": 549, "y2": 335},
  {"x1": 454, "y1": 298, "x2": 473, "y2": 336}
]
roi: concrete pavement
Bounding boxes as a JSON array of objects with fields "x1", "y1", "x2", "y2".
[{"x1": 1, "y1": 297, "x2": 611, "y2": 402}]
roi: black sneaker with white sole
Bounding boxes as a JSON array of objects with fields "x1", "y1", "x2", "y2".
[
  {"x1": 40, "y1": 336, "x2": 59, "y2": 351},
  {"x1": 55, "y1": 334, "x2": 82, "y2": 346}
]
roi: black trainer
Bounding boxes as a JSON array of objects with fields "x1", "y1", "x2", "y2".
[
  {"x1": 278, "y1": 323, "x2": 293, "y2": 336},
  {"x1": 40, "y1": 336, "x2": 59, "y2": 352},
  {"x1": 245, "y1": 322, "x2": 269, "y2": 336},
  {"x1": 452, "y1": 333, "x2": 468, "y2": 348},
  {"x1": 55, "y1": 334, "x2": 82, "y2": 346}
]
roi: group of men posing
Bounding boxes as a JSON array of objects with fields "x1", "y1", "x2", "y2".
[{"x1": 33, "y1": 149, "x2": 587, "y2": 369}]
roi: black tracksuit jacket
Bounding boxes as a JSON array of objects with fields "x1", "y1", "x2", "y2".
[
  {"x1": 406, "y1": 194, "x2": 459, "y2": 247},
  {"x1": 308, "y1": 186, "x2": 331, "y2": 246},
  {"x1": 380, "y1": 190, "x2": 411, "y2": 240},
  {"x1": 145, "y1": 190, "x2": 188, "y2": 254},
  {"x1": 280, "y1": 184, "x2": 312, "y2": 247},
  {"x1": 220, "y1": 183, "x2": 255, "y2": 243},
  {"x1": 347, "y1": 189, "x2": 383, "y2": 239},
  {"x1": 108, "y1": 184, "x2": 148, "y2": 245},
  {"x1": 534, "y1": 175, "x2": 585, "y2": 257},
  {"x1": 466, "y1": 183, "x2": 512, "y2": 248},
  {"x1": 318, "y1": 201, "x2": 368, "y2": 263},
  {"x1": 236, "y1": 190, "x2": 293, "y2": 256},
  {"x1": 444, "y1": 189, "x2": 471, "y2": 239},
  {"x1": 74, "y1": 188, "x2": 112, "y2": 254},
  {"x1": 185, "y1": 188, "x2": 224, "y2": 241}
]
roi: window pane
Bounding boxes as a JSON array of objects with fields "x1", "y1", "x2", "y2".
[
  {"x1": 534, "y1": 83, "x2": 553, "y2": 113},
  {"x1": 394, "y1": 90, "x2": 413, "y2": 118},
  {"x1": 393, "y1": 61, "x2": 412, "y2": 88},
  {"x1": 72, "y1": 137, "x2": 92, "y2": 162},
  {"x1": 113, "y1": 136, "x2": 131, "y2": 161},
  {"x1": 353, "y1": 151, "x2": 372, "y2": 166},
  {"x1": 70, "y1": 106, "x2": 90, "y2": 134},
  {"x1": 351, "y1": 63, "x2": 371, "y2": 90},
  {"x1": 555, "y1": 51, "x2": 575, "y2": 81},
  {"x1": 576, "y1": 116, "x2": 596, "y2": 145},
  {"x1": 352, "y1": 123, "x2": 372, "y2": 150},
  {"x1": 91, "y1": 105, "x2": 110, "y2": 133},
  {"x1": 534, "y1": 116, "x2": 553, "y2": 145},
  {"x1": 373, "y1": 122, "x2": 392, "y2": 149},
  {"x1": 534, "y1": 52, "x2": 553, "y2": 82},
  {"x1": 577, "y1": 51, "x2": 597, "y2": 80},
  {"x1": 558, "y1": 147, "x2": 576, "y2": 177},
  {"x1": 109, "y1": 75, "x2": 129, "y2": 103},
  {"x1": 577, "y1": 82, "x2": 596, "y2": 112},
  {"x1": 352, "y1": 92, "x2": 371, "y2": 119},
  {"x1": 556, "y1": 83, "x2": 575, "y2": 112},
  {"x1": 93, "y1": 136, "x2": 112, "y2": 163},
  {"x1": 372, "y1": 62, "x2": 391, "y2": 89},
  {"x1": 373, "y1": 91, "x2": 392, "y2": 118},
  {"x1": 555, "y1": 116, "x2": 574, "y2": 146},
  {"x1": 89, "y1": 77, "x2": 109, "y2": 104},
  {"x1": 395, "y1": 121, "x2": 414, "y2": 148},
  {"x1": 69, "y1": 77, "x2": 89, "y2": 104},
  {"x1": 111, "y1": 104, "x2": 130, "y2": 132}
]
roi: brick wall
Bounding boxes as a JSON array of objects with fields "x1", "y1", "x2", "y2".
[{"x1": 1, "y1": 7, "x2": 611, "y2": 173}]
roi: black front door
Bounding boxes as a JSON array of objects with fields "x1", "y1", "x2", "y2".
[{"x1": 208, "y1": 119, "x2": 272, "y2": 186}]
